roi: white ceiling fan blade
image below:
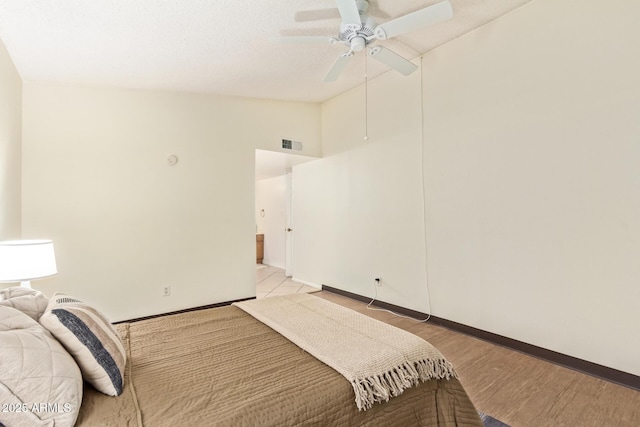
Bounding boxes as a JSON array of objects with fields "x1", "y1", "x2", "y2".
[
  {"x1": 271, "y1": 36, "x2": 337, "y2": 45},
  {"x1": 324, "y1": 54, "x2": 353, "y2": 82},
  {"x1": 295, "y1": 9, "x2": 341, "y2": 22},
  {"x1": 335, "y1": 0, "x2": 361, "y2": 27},
  {"x1": 369, "y1": 46, "x2": 418, "y2": 76},
  {"x1": 374, "y1": 0, "x2": 453, "y2": 40}
]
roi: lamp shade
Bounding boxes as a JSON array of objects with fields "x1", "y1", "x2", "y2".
[{"x1": 0, "y1": 240, "x2": 58, "y2": 283}]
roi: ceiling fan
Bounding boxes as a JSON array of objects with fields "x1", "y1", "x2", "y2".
[
  {"x1": 273, "y1": 0, "x2": 453, "y2": 82},
  {"x1": 294, "y1": 0, "x2": 390, "y2": 23}
]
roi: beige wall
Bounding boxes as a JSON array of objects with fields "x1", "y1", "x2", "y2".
[
  {"x1": 294, "y1": 0, "x2": 640, "y2": 376},
  {"x1": 22, "y1": 82, "x2": 320, "y2": 321},
  {"x1": 0, "y1": 38, "x2": 22, "y2": 239}
]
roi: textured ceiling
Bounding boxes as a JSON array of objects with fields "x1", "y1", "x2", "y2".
[{"x1": 0, "y1": 0, "x2": 533, "y2": 103}]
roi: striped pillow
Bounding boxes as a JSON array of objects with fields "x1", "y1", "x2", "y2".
[{"x1": 39, "y1": 293, "x2": 126, "y2": 396}]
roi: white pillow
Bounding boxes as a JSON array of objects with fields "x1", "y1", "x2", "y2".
[
  {"x1": 0, "y1": 306, "x2": 82, "y2": 427},
  {"x1": 0, "y1": 286, "x2": 49, "y2": 321}
]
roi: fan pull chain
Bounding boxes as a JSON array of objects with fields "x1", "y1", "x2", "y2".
[{"x1": 364, "y1": 53, "x2": 369, "y2": 141}]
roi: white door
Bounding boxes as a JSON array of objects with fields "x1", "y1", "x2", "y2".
[{"x1": 285, "y1": 171, "x2": 293, "y2": 277}]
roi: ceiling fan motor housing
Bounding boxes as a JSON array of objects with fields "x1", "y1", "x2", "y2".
[{"x1": 338, "y1": 16, "x2": 377, "y2": 50}]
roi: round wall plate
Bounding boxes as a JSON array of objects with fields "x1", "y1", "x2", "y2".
[{"x1": 167, "y1": 154, "x2": 179, "y2": 166}]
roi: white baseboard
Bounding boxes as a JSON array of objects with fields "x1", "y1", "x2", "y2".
[{"x1": 261, "y1": 261, "x2": 285, "y2": 270}]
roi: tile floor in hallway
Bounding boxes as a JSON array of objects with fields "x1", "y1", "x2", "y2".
[{"x1": 256, "y1": 264, "x2": 320, "y2": 299}]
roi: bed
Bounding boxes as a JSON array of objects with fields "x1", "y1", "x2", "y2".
[{"x1": 1, "y1": 288, "x2": 483, "y2": 426}]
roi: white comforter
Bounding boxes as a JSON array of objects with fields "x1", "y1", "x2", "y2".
[{"x1": 0, "y1": 289, "x2": 82, "y2": 427}]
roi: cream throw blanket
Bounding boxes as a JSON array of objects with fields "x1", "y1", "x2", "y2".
[{"x1": 234, "y1": 294, "x2": 457, "y2": 411}]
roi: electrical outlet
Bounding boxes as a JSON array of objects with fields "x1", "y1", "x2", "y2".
[
  {"x1": 374, "y1": 277, "x2": 382, "y2": 287},
  {"x1": 162, "y1": 285, "x2": 171, "y2": 297}
]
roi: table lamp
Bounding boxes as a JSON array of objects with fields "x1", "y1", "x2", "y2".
[{"x1": 0, "y1": 239, "x2": 58, "y2": 288}]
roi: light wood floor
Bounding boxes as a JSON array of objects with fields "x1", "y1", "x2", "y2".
[{"x1": 313, "y1": 291, "x2": 640, "y2": 427}]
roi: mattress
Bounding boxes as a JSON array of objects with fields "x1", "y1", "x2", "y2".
[{"x1": 76, "y1": 303, "x2": 483, "y2": 426}]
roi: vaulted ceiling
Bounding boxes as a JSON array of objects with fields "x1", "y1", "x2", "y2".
[{"x1": 0, "y1": 0, "x2": 533, "y2": 103}]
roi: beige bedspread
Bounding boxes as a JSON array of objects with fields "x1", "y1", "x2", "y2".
[{"x1": 76, "y1": 302, "x2": 483, "y2": 426}]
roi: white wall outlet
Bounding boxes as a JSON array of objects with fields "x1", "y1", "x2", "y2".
[
  {"x1": 162, "y1": 285, "x2": 171, "y2": 297},
  {"x1": 374, "y1": 277, "x2": 382, "y2": 287}
]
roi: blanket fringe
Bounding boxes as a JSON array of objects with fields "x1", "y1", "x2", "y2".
[{"x1": 351, "y1": 359, "x2": 458, "y2": 411}]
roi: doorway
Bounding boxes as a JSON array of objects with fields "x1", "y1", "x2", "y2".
[{"x1": 255, "y1": 149, "x2": 316, "y2": 277}]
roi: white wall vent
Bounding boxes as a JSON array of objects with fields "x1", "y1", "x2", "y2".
[{"x1": 282, "y1": 139, "x2": 303, "y2": 151}]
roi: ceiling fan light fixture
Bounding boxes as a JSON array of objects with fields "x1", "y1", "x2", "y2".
[{"x1": 350, "y1": 37, "x2": 366, "y2": 52}]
